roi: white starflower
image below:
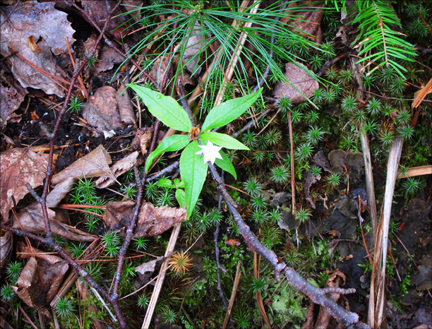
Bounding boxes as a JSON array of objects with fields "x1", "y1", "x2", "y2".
[{"x1": 196, "y1": 141, "x2": 223, "y2": 164}]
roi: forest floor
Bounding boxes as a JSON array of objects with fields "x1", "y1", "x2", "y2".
[{"x1": 1, "y1": 1, "x2": 432, "y2": 329}]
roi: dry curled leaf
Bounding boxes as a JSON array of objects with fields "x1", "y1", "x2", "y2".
[
  {"x1": 82, "y1": 86, "x2": 124, "y2": 134},
  {"x1": 46, "y1": 177, "x2": 75, "y2": 208},
  {"x1": 130, "y1": 128, "x2": 153, "y2": 156},
  {"x1": 0, "y1": 70, "x2": 26, "y2": 131},
  {"x1": 313, "y1": 150, "x2": 333, "y2": 173},
  {"x1": 80, "y1": 0, "x2": 128, "y2": 40},
  {"x1": 281, "y1": 1, "x2": 324, "y2": 41},
  {"x1": 273, "y1": 62, "x2": 319, "y2": 104},
  {"x1": 13, "y1": 203, "x2": 96, "y2": 242},
  {"x1": 304, "y1": 171, "x2": 320, "y2": 209},
  {"x1": 27, "y1": 35, "x2": 41, "y2": 53},
  {"x1": 103, "y1": 201, "x2": 187, "y2": 238},
  {"x1": 182, "y1": 22, "x2": 207, "y2": 76},
  {"x1": 117, "y1": 84, "x2": 137, "y2": 127},
  {"x1": 135, "y1": 257, "x2": 164, "y2": 276},
  {"x1": 0, "y1": 147, "x2": 48, "y2": 222},
  {"x1": 328, "y1": 149, "x2": 364, "y2": 184},
  {"x1": 12, "y1": 255, "x2": 68, "y2": 316},
  {"x1": 135, "y1": 203, "x2": 187, "y2": 238},
  {"x1": 52, "y1": 144, "x2": 112, "y2": 185},
  {"x1": 0, "y1": 230, "x2": 13, "y2": 270},
  {"x1": 95, "y1": 151, "x2": 140, "y2": 189},
  {"x1": 0, "y1": 1, "x2": 75, "y2": 97}
]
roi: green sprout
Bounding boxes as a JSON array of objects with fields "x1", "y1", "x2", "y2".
[
  {"x1": 0, "y1": 285, "x2": 16, "y2": 303},
  {"x1": 68, "y1": 96, "x2": 83, "y2": 114},
  {"x1": 270, "y1": 165, "x2": 290, "y2": 185},
  {"x1": 327, "y1": 173, "x2": 341, "y2": 188},
  {"x1": 6, "y1": 261, "x2": 23, "y2": 284},
  {"x1": 251, "y1": 194, "x2": 268, "y2": 210},
  {"x1": 295, "y1": 207, "x2": 312, "y2": 223},
  {"x1": 55, "y1": 297, "x2": 75, "y2": 319},
  {"x1": 133, "y1": 237, "x2": 148, "y2": 251},
  {"x1": 242, "y1": 177, "x2": 263, "y2": 197}
]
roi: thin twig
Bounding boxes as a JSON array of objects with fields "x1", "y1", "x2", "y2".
[
  {"x1": 288, "y1": 112, "x2": 295, "y2": 215},
  {"x1": 19, "y1": 305, "x2": 38, "y2": 329},
  {"x1": 0, "y1": 0, "x2": 21, "y2": 27},
  {"x1": 222, "y1": 261, "x2": 241, "y2": 329},
  {"x1": 142, "y1": 223, "x2": 182, "y2": 329},
  {"x1": 111, "y1": 120, "x2": 160, "y2": 300},
  {"x1": 206, "y1": 162, "x2": 367, "y2": 328}
]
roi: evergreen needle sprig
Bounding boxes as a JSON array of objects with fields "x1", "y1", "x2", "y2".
[{"x1": 351, "y1": 0, "x2": 417, "y2": 78}]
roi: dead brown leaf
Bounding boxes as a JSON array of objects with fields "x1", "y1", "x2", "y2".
[
  {"x1": 123, "y1": 0, "x2": 144, "y2": 22},
  {"x1": 0, "y1": 147, "x2": 48, "y2": 222},
  {"x1": 0, "y1": 2, "x2": 75, "y2": 97},
  {"x1": 301, "y1": 302, "x2": 315, "y2": 329},
  {"x1": 13, "y1": 202, "x2": 96, "y2": 242},
  {"x1": 95, "y1": 151, "x2": 140, "y2": 189},
  {"x1": 273, "y1": 62, "x2": 319, "y2": 103},
  {"x1": 0, "y1": 230, "x2": 13, "y2": 270},
  {"x1": 313, "y1": 150, "x2": 333, "y2": 173},
  {"x1": 130, "y1": 128, "x2": 153, "y2": 156},
  {"x1": 89, "y1": 86, "x2": 124, "y2": 128},
  {"x1": 52, "y1": 144, "x2": 112, "y2": 185},
  {"x1": 304, "y1": 171, "x2": 320, "y2": 209},
  {"x1": 150, "y1": 54, "x2": 172, "y2": 88},
  {"x1": 281, "y1": 1, "x2": 324, "y2": 41},
  {"x1": 103, "y1": 201, "x2": 187, "y2": 238},
  {"x1": 135, "y1": 257, "x2": 163, "y2": 276},
  {"x1": 12, "y1": 255, "x2": 68, "y2": 316},
  {"x1": 0, "y1": 70, "x2": 26, "y2": 131},
  {"x1": 82, "y1": 86, "x2": 135, "y2": 136},
  {"x1": 104, "y1": 200, "x2": 136, "y2": 231},
  {"x1": 135, "y1": 203, "x2": 187, "y2": 237},
  {"x1": 46, "y1": 177, "x2": 75, "y2": 208},
  {"x1": 80, "y1": 0, "x2": 128, "y2": 40},
  {"x1": 117, "y1": 84, "x2": 137, "y2": 127},
  {"x1": 182, "y1": 22, "x2": 206, "y2": 76}
]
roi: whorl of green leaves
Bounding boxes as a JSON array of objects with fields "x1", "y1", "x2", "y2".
[
  {"x1": 351, "y1": 0, "x2": 417, "y2": 78},
  {"x1": 120, "y1": 1, "x2": 320, "y2": 91}
]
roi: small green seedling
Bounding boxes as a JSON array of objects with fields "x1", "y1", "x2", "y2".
[
  {"x1": 156, "y1": 178, "x2": 186, "y2": 208},
  {"x1": 130, "y1": 84, "x2": 262, "y2": 217}
]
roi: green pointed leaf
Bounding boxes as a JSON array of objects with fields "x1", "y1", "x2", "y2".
[
  {"x1": 129, "y1": 84, "x2": 192, "y2": 132},
  {"x1": 145, "y1": 135, "x2": 190, "y2": 173},
  {"x1": 180, "y1": 140, "x2": 208, "y2": 218},
  {"x1": 200, "y1": 132, "x2": 249, "y2": 150},
  {"x1": 174, "y1": 178, "x2": 185, "y2": 189},
  {"x1": 215, "y1": 150, "x2": 237, "y2": 180},
  {"x1": 156, "y1": 179, "x2": 174, "y2": 188},
  {"x1": 201, "y1": 88, "x2": 263, "y2": 132},
  {"x1": 175, "y1": 189, "x2": 186, "y2": 208}
]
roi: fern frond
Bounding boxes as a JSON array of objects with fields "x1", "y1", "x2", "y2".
[{"x1": 351, "y1": 1, "x2": 417, "y2": 78}]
